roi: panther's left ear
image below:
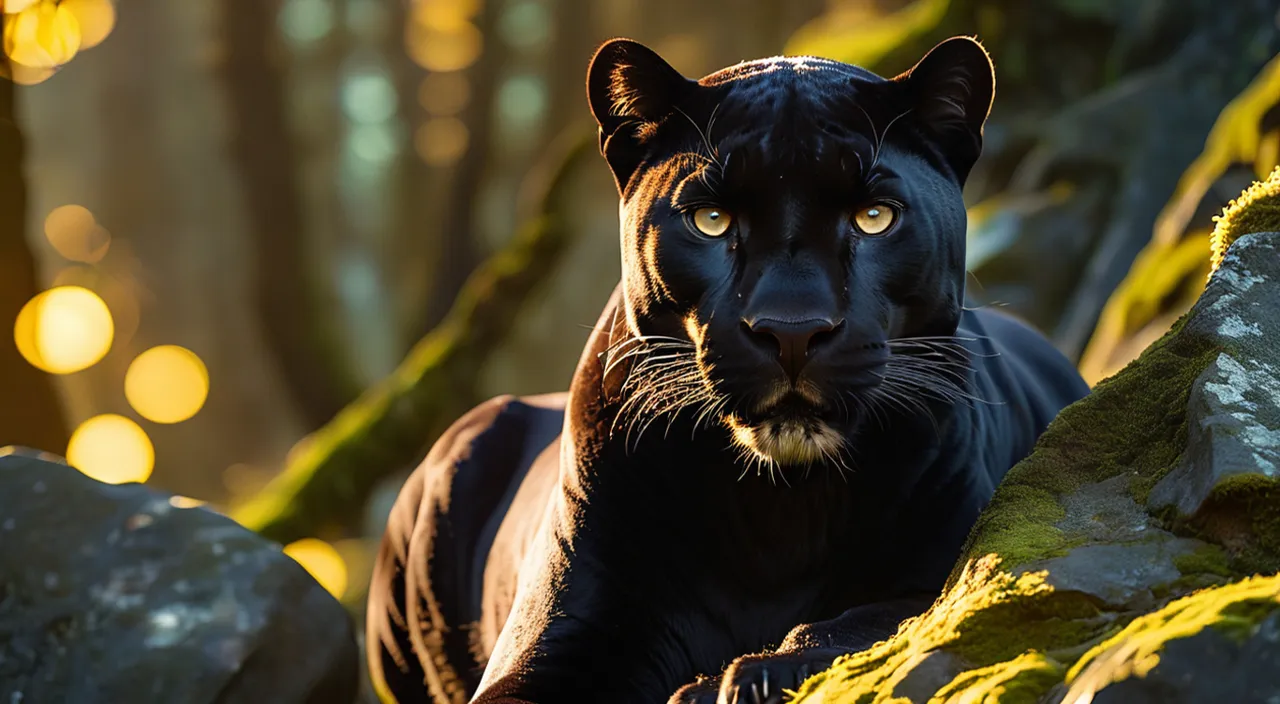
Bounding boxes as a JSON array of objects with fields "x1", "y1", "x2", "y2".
[
  {"x1": 586, "y1": 38, "x2": 695, "y2": 194},
  {"x1": 892, "y1": 36, "x2": 995, "y2": 180}
]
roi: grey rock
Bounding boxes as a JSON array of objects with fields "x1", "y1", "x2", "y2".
[
  {"x1": 0, "y1": 450, "x2": 358, "y2": 704},
  {"x1": 1083, "y1": 610, "x2": 1280, "y2": 704},
  {"x1": 1149, "y1": 232, "x2": 1280, "y2": 518},
  {"x1": 1021, "y1": 537, "x2": 1204, "y2": 611},
  {"x1": 1017, "y1": 475, "x2": 1210, "y2": 609},
  {"x1": 1056, "y1": 475, "x2": 1155, "y2": 543},
  {"x1": 889, "y1": 650, "x2": 968, "y2": 703}
]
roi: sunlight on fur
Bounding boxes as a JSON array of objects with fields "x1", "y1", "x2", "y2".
[{"x1": 726, "y1": 414, "x2": 845, "y2": 469}]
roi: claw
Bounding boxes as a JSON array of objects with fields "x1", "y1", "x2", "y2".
[
  {"x1": 750, "y1": 681, "x2": 762, "y2": 704},
  {"x1": 761, "y1": 669, "x2": 771, "y2": 699}
]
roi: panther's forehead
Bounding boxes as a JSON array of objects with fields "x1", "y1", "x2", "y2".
[
  {"x1": 671, "y1": 58, "x2": 893, "y2": 191},
  {"x1": 698, "y1": 55, "x2": 881, "y2": 86}
]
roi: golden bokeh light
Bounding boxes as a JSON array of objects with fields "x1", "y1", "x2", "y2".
[
  {"x1": 3, "y1": 0, "x2": 81, "y2": 69},
  {"x1": 124, "y1": 345, "x2": 210, "y2": 424},
  {"x1": 0, "y1": 57, "x2": 57, "y2": 85},
  {"x1": 2, "y1": 0, "x2": 41, "y2": 13},
  {"x1": 59, "y1": 0, "x2": 114, "y2": 50},
  {"x1": 418, "y1": 71, "x2": 471, "y2": 116},
  {"x1": 14, "y1": 285, "x2": 114, "y2": 374},
  {"x1": 415, "y1": 117, "x2": 469, "y2": 166},
  {"x1": 411, "y1": 0, "x2": 481, "y2": 30},
  {"x1": 44, "y1": 204, "x2": 111, "y2": 263},
  {"x1": 406, "y1": 19, "x2": 481, "y2": 72},
  {"x1": 66, "y1": 414, "x2": 155, "y2": 485},
  {"x1": 284, "y1": 538, "x2": 348, "y2": 599}
]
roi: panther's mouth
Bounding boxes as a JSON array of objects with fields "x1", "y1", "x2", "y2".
[
  {"x1": 726, "y1": 389, "x2": 845, "y2": 468},
  {"x1": 726, "y1": 413, "x2": 844, "y2": 468}
]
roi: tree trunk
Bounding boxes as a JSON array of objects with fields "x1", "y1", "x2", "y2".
[
  {"x1": 0, "y1": 63, "x2": 69, "y2": 452},
  {"x1": 217, "y1": 0, "x2": 360, "y2": 429},
  {"x1": 416, "y1": 0, "x2": 504, "y2": 335}
]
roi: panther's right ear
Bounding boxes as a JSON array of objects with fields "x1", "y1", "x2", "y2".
[{"x1": 586, "y1": 38, "x2": 692, "y2": 193}]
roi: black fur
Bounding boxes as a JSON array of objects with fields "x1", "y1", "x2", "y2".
[{"x1": 367, "y1": 37, "x2": 1089, "y2": 704}]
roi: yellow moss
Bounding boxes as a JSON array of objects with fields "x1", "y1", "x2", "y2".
[
  {"x1": 1082, "y1": 53, "x2": 1280, "y2": 383},
  {"x1": 928, "y1": 652, "x2": 1064, "y2": 704},
  {"x1": 1153, "y1": 52, "x2": 1280, "y2": 248},
  {"x1": 789, "y1": 556, "x2": 1093, "y2": 704},
  {"x1": 1063, "y1": 573, "x2": 1280, "y2": 700},
  {"x1": 1209, "y1": 165, "x2": 1280, "y2": 274},
  {"x1": 1077, "y1": 231, "x2": 1211, "y2": 385}
]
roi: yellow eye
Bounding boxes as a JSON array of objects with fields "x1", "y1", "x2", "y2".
[
  {"x1": 692, "y1": 207, "x2": 733, "y2": 237},
  {"x1": 853, "y1": 202, "x2": 898, "y2": 236}
]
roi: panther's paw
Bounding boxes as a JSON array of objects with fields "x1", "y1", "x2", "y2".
[
  {"x1": 668, "y1": 675, "x2": 721, "y2": 704},
  {"x1": 712, "y1": 648, "x2": 844, "y2": 704}
]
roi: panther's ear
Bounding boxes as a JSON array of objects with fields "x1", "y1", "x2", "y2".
[
  {"x1": 893, "y1": 36, "x2": 995, "y2": 180},
  {"x1": 586, "y1": 38, "x2": 693, "y2": 193}
]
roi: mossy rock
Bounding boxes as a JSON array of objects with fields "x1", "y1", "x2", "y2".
[
  {"x1": 791, "y1": 226, "x2": 1280, "y2": 702},
  {"x1": 1063, "y1": 573, "x2": 1280, "y2": 703}
]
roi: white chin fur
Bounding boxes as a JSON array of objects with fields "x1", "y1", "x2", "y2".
[{"x1": 727, "y1": 415, "x2": 844, "y2": 467}]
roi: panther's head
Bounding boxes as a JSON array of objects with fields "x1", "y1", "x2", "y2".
[{"x1": 587, "y1": 37, "x2": 994, "y2": 469}]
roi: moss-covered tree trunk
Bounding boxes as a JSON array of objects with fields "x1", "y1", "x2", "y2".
[
  {"x1": 0, "y1": 64, "x2": 68, "y2": 452},
  {"x1": 217, "y1": 0, "x2": 361, "y2": 429},
  {"x1": 233, "y1": 131, "x2": 594, "y2": 544}
]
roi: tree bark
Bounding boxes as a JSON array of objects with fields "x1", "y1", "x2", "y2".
[
  {"x1": 0, "y1": 63, "x2": 69, "y2": 452},
  {"x1": 232, "y1": 130, "x2": 593, "y2": 544},
  {"x1": 217, "y1": 0, "x2": 361, "y2": 429}
]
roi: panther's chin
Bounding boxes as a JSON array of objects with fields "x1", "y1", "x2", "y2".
[{"x1": 725, "y1": 414, "x2": 845, "y2": 468}]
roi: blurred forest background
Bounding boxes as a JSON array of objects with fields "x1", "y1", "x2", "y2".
[{"x1": 2, "y1": 0, "x2": 1279, "y2": 642}]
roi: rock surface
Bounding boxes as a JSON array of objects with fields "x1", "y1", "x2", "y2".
[
  {"x1": 0, "y1": 448, "x2": 359, "y2": 704},
  {"x1": 791, "y1": 231, "x2": 1280, "y2": 703}
]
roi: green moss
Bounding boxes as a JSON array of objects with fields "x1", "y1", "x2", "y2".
[
  {"x1": 929, "y1": 652, "x2": 1065, "y2": 704},
  {"x1": 1181, "y1": 473, "x2": 1280, "y2": 574},
  {"x1": 949, "y1": 589, "x2": 1105, "y2": 665},
  {"x1": 1171, "y1": 543, "x2": 1233, "y2": 579},
  {"x1": 959, "y1": 484, "x2": 1071, "y2": 568},
  {"x1": 960, "y1": 307, "x2": 1219, "y2": 572},
  {"x1": 1210, "y1": 165, "x2": 1280, "y2": 273},
  {"x1": 1064, "y1": 573, "x2": 1280, "y2": 695}
]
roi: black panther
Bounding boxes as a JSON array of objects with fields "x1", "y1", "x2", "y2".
[{"x1": 366, "y1": 36, "x2": 1090, "y2": 704}]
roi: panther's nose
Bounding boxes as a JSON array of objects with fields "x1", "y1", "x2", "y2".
[{"x1": 745, "y1": 317, "x2": 841, "y2": 384}]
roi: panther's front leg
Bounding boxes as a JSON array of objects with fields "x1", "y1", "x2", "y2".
[{"x1": 669, "y1": 598, "x2": 933, "y2": 704}]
